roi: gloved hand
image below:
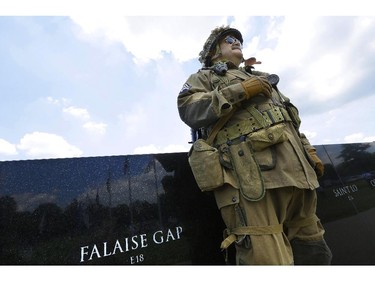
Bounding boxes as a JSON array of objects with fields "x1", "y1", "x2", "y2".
[
  {"x1": 241, "y1": 76, "x2": 273, "y2": 100},
  {"x1": 308, "y1": 149, "x2": 324, "y2": 178}
]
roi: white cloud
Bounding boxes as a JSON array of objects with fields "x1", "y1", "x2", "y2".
[
  {"x1": 2, "y1": 16, "x2": 374, "y2": 161},
  {"x1": 118, "y1": 105, "x2": 148, "y2": 137},
  {"x1": 70, "y1": 16, "x2": 228, "y2": 64},
  {"x1": 344, "y1": 133, "x2": 375, "y2": 143},
  {"x1": 0, "y1": 139, "x2": 18, "y2": 156},
  {"x1": 253, "y1": 16, "x2": 318, "y2": 72},
  {"x1": 300, "y1": 92, "x2": 375, "y2": 146},
  {"x1": 133, "y1": 144, "x2": 189, "y2": 155},
  {"x1": 248, "y1": 16, "x2": 374, "y2": 107},
  {"x1": 13, "y1": 192, "x2": 57, "y2": 212},
  {"x1": 17, "y1": 132, "x2": 83, "y2": 159},
  {"x1": 306, "y1": 54, "x2": 347, "y2": 102},
  {"x1": 302, "y1": 130, "x2": 317, "y2": 141},
  {"x1": 63, "y1": 105, "x2": 90, "y2": 120},
  {"x1": 83, "y1": 121, "x2": 107, "y2": 135},
  {"x1": 46, "y1": 96, "x2": 70, "y2": 106},
  {"x1": 61, "y1": 103, "x2": 108, "y2": 136},
  {"x1": 68, "y1": 15, "x2": 373, "y2": 153}
]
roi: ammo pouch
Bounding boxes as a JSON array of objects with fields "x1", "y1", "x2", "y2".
[
  {"x1": 248, "y1": 123, "x2": 288, "y2": 151},
  {"x1": 188, "y1": 109, "x2": 237, "y2": 192},
  {"x1": 188, "y1": 139, "x2": 224, "y2": 192}
]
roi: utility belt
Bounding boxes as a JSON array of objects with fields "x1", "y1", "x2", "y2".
[
  {"x1": 188, "y1": 104, "x2": 292, "y2": 201},
  {"x1": 215, "y1": 104, "x2": 292, "y2": 146}
]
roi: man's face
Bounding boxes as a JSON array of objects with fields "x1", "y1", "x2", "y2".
[{"x1": 218, "y1": 35, "x2": 243, "y2": 65}]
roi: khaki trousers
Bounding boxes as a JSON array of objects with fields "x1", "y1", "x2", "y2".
[{"x1": 216, "y1": 185, "x2": 332, "y2": 265}]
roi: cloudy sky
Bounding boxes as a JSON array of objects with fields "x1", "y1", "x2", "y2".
[{"x1": 0, "y1": 3, "x2": 374, "y2": 161}]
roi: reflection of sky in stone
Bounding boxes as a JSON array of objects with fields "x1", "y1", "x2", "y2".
[
  {"x1": 4, "y1": 143, "x2": 372, "y2": 212},
  {"x1": 317, "y1": 142, "x2": 375, "y2": 187},
  {"x1": 77, "y1": 157, "x2": 171, "y2": 206},
  {"x1": 320, "y1": 142, "x2": 375, "y2": 167},
  {"x1": 12, "y1": 192, "x2": 57, "y2": 212},
  {"x1": 0, "y1": 153, "x2": 174, "y2": 212}
]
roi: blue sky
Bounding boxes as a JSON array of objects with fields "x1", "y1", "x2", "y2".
[{"x1": 0, "y1": 6, "x2": 374, "y2": 161}]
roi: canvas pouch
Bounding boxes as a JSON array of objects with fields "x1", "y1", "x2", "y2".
[
  {"x1": 188, "y1": 139, "x2": 224, "y2": 192},
  {"x1": 228, "y1": 141, "x2": 265, "y2": 201},
  {"x1": 248, "y1": 123, "x2": 288, "y2": 151}
]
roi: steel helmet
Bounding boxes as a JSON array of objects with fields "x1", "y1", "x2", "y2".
[{"x1": 199, "y1": 25, "x2": 243, "y2": 67}]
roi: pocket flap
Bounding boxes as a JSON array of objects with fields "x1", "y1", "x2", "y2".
[
  {"x1": 214, "y1": 185, "x2": 240, "y2": 209},
  {"x1": 249, "y1": 123, "x2": 288, "y2": 151},
  {"x1": 193, "y1": 139, "x2": 216, "y2": 152}
]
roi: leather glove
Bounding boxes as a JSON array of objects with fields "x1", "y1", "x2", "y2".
[
  {"x1": 241, "y1": 76, "x2": 273, "y2": 100},
  {"x1": 308, "y1": 149, "x2": 324, "y2": 178}
]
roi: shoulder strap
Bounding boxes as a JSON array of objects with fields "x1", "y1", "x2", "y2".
[
  {"x1": 206, "y1": 107, "x2": 236, "y2": 145},
  {"x1": 276, "y1": 89, "x2": 290, "y2": 103}
]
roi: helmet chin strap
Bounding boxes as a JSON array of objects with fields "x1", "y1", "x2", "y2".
[
  {"x1": 211, "y1": 44, "x2": 222, "y2": 62},
  {"x1": 211, "y1": 52, "x2": 222, "y2": 62}
]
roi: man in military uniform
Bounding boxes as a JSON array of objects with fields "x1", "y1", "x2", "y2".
[{"x1": 177, "y1": 26, "x2": 332, "y2": 265}]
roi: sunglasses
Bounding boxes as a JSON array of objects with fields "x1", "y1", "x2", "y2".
[{"x1": 224, "y1": 36, "x2": 242, "y2": 47}]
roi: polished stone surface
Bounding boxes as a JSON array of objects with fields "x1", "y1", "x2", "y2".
[
  {"x1": 0, "y1": 153, "x2": 225, "y2": 265},
  {"x1": 0, "y1": 142, "x2": 374, "y2": 264}
]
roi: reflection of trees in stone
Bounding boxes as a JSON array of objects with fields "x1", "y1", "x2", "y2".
[
  {"x1": 33, "y1": 203, "x2": 66, "y2": 239},
  {"x1": 336, "y1": 143, "x2": 374, "y2": 176},
  {"x1": 0, "y1": 193, "x2": 166, "y2": 264},
  {"x1": 318, "y1": 162, "x2": 343, "y2": 192},
  {"x1": 0, "y1": 196, "x2": 18, "y2": 261},
  {"x1": 112, "y1": 204, "x2": 131, "y2": 231},
  {"x1": 1, "y1": 154, "x2": 173, "y2": 264},
  {"x1": 0, "y1": 195, "x2": 17, "y2": 214},
  {"x1": 0, "y1": 153, "x2": 228, "y2": 264},
  {"x1": 132, "y1": 200, "x2": 158, "y2": 222},
  {"x1": 323, "y1": 163, "x2": 336, "y2": 180},
  {"x1": 0, "y1": 196, "x2": 34, "y2": 263},
  {"x1": 159, "y1": 175, "x2": 177, "y2": 223},
  {"x1": 316, "y1": 143, "x2": 375, "y2": 224}
]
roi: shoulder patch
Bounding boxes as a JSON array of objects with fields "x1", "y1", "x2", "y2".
[{"x1": 179, "y1": 82, "x2": 192, "y2": 95}]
